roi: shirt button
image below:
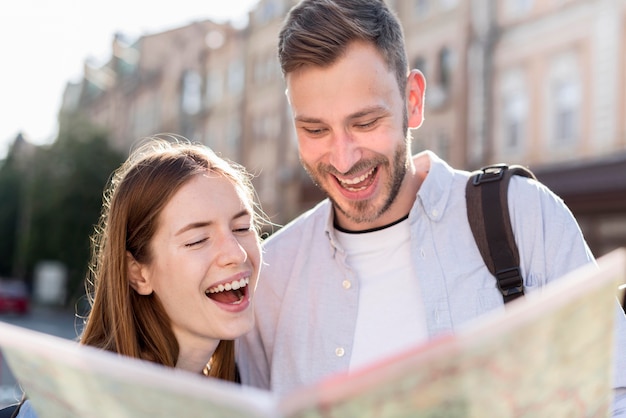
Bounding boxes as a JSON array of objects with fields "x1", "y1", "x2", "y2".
[
  {"x1": 342, "y1": 280, "x2": 351, "y2": 289},
  {"x1": 335, "y1": 347, "x2": 345, "y2": 357},
  {"x1": 432, "y1": 209, "x2": 439, "y2": 217}
]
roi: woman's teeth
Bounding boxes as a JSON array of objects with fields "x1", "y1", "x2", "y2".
[{"x1": 206, "y1": 277, "x2": 249, "y2": 294}]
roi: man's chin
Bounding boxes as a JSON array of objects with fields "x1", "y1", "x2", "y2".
[{"x1": 331, "y1": 197, "x2": 381, "y2": 226}]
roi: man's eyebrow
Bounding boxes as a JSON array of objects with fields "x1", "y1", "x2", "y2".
[
  {"x1": 348, "y1": 105, "x2": 388, "y2": 120},
  {"x1": 294, "y1": 105, "x2": 388, "y2": 124},
  {"x1": 294, "y1": 115, "x2": 324, "y2": 124}
]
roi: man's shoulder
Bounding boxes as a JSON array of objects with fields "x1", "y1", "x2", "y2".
[{"x1": 263, "y1": 199, "x2": 331, "y2": 249}]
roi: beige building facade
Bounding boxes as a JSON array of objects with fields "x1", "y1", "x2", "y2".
[
  {"x1": 198, "y1": 23, "x2": 247, "y2": 162},
  {"x1": 60, "y1": 0, "x2": 626, "y2": 252},
  {"x1": 492, "y1": 0, "x2": 625, "y2": 164},
  {"x1": 240, "y1": 0, "x2": 309, "y2": 224},
  {"x1": 489, "y1": 0, "x2": 626, "y2": 255},
  {"x1": 61, "y1": 21, "x2": 226, "y2": 151}
]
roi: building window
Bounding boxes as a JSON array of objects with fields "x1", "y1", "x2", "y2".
[
  {"x1": 438, "y1": 47, "x2": 453, "y2": 91},
  {"x1": 499, "y1": 68, "x2": 528, "y2": 153},
  {"x1": 227, "y1": 60, "x2": 244, "y2": 96},
  {"x1": 227, "y1": 114, "x2": 242, "y2": 151},
  {"x1": 547, "y1": 50, "x2": 581, "y2": 148},
  {"x1": 205, "y1": 71, "x2": 223, "y2": 107},
  {"x1": 413, "y1": 56, "x2": 427, "y2": 79},
  {"x1": 181, "y1": 70, "x2": 202, "y2": 115},
  {"x1": 503, "y1": 93, "x2": 527, "y2": 150},
  {"x1": 552, "y1": 79, "x2": 580, "y2": 145}
]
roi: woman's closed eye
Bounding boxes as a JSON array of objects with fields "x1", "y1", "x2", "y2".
[
  {"x1": 233, "y1": 225, "x2": 253, "y2": 234},
  {"x1": 185, "y1": 237, "x2": 208, "y2": 247}
]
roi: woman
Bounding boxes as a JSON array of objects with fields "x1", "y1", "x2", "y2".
[{"x1": 15, "y1": 136, "x2": 266, "y2": 417}]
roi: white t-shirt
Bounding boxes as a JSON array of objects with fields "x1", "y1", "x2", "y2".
[{"x1": 334, "y1": 217, "x2": 429, "y2": 371}]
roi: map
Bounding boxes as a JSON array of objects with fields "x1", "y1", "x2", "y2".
[{"x1": 0, "y1": 248, "x2": 624, "y2": 418}]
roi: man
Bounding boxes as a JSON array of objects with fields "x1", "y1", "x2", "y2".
[{"x1": 236, "y1": 0, "x2": 626, "y2": 412}]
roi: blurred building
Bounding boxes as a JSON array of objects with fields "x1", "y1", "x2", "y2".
[
  {"x1": 59, "y1": 0, "x2": 626, "y2": 254},
  {"x1": 488, "y1": 0, "x2": 626, "y2": 256},
  {"x1": 199, "y1": 23, "x2": 247, "y2": 162},
  {"x1": 61, "y1": 21, "x2": 226, "y2": 151},
  {"x1": 393, "y1": 0, "x2": 471, "y2": 168},
  {"x1": 240, "y1": 0, "x2": 320, "y2": 224}
]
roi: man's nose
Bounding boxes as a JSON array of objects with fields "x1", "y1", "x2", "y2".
[{"x1": 328, "y1": 130, "x2": 361, "y2": 174}]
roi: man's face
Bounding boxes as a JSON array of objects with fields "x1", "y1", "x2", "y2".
[{"x1": 286, "y1": 41, "x2": 423, "y2": 231}]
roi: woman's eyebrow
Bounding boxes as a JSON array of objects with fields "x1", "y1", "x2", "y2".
[
  {"x1": 175, "y1": 210, "x2": 251, "y2": 236},
  {"x1": 175, "y1": 221, "x2": 212, "y2": 236},
  {"x1": 233, "y1": 209, "x2": 252, "y2": 221}
]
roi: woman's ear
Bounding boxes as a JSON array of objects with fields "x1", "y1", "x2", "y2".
[
  {"x1": 127, "y1": 251, "x2": 153, "y2": 295},
  {"x1": 407, "y1": 69, "x2": 426, "y2": 129}
]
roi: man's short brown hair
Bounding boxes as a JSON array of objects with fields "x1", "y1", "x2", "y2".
[{"x1": 278, "y1": 0, "x2": 409, "y2": 95}]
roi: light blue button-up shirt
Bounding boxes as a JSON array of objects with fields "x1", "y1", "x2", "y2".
[{"x1": 237, "y1": 151, "x2": 626, "y2": 414}]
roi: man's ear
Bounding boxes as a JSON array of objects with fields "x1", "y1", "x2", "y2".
[
  {"x1": 127, "y1": 251, "x2": 153, "y2": 295},
  {"x1": 406, "y1": 69, "x2": 426, "y2": 129}
]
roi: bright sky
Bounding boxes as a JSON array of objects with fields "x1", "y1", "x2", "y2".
[{"x1": 0, "y1": 0, "x2": 260, "y2": 158}]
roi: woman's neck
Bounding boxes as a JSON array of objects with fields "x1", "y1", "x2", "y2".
[{"x1": 176, "y1": 341, "x2": 219, "y2": 375}]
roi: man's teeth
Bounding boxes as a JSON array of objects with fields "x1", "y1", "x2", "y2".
[
  {"x1": 206, "y1": 277, "x2": 249, "y2": 294},
  {"x1": 338, "y1": 167, "x2": 375, "y2": 186}
]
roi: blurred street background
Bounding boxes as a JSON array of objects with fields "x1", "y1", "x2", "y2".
[{"x1": 1, "y1": 3, "x2": 625, "y2": 308}]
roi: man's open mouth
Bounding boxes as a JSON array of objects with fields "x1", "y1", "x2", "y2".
[{"x1": 336, "y1": 166, "x2": 377, "y2": 192}]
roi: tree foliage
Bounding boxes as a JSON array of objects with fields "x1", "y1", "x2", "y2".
[
  {"x1": 1, "y1": 117, "x2": 125, "y2": 306},
  {"x1": 0, "y1": 149, "x2": 21, "y2": 277}
]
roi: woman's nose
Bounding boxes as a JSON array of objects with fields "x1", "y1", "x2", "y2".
[{"x1": 216, "y1": 233, "x2": 248, "y2": 266}]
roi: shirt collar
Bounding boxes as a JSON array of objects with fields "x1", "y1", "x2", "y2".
[
  {"x1": 322, "y1": 200, "x2": 345, "y2": 254},
  {"x1": 411, "y1": 150, "x2": 456, "y2": 223}
]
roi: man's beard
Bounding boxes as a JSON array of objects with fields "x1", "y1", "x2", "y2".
[{"x1": 302, "y1": 142, "x2": 408, "y2": 225}]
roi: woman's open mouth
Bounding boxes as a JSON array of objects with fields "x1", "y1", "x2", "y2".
[{"x1": 205, "y1": 277, "x2": 249, "y2": 305}]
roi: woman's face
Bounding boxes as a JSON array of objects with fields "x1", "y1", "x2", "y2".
[{"x1": 131, "y1": 172, "x2": 261, "y2": 356}]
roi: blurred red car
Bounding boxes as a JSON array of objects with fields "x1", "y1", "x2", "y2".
[{"x1": 0, "y1": 280, "x2": 30, "y2": 315}]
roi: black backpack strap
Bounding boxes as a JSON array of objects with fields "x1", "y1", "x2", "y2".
[
  {"x1": 466, "y1": 164, "x2": 536, "y2": 303},
  {"x1": 0, "y1": 403, "x2": 20, "y2": 418}
]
